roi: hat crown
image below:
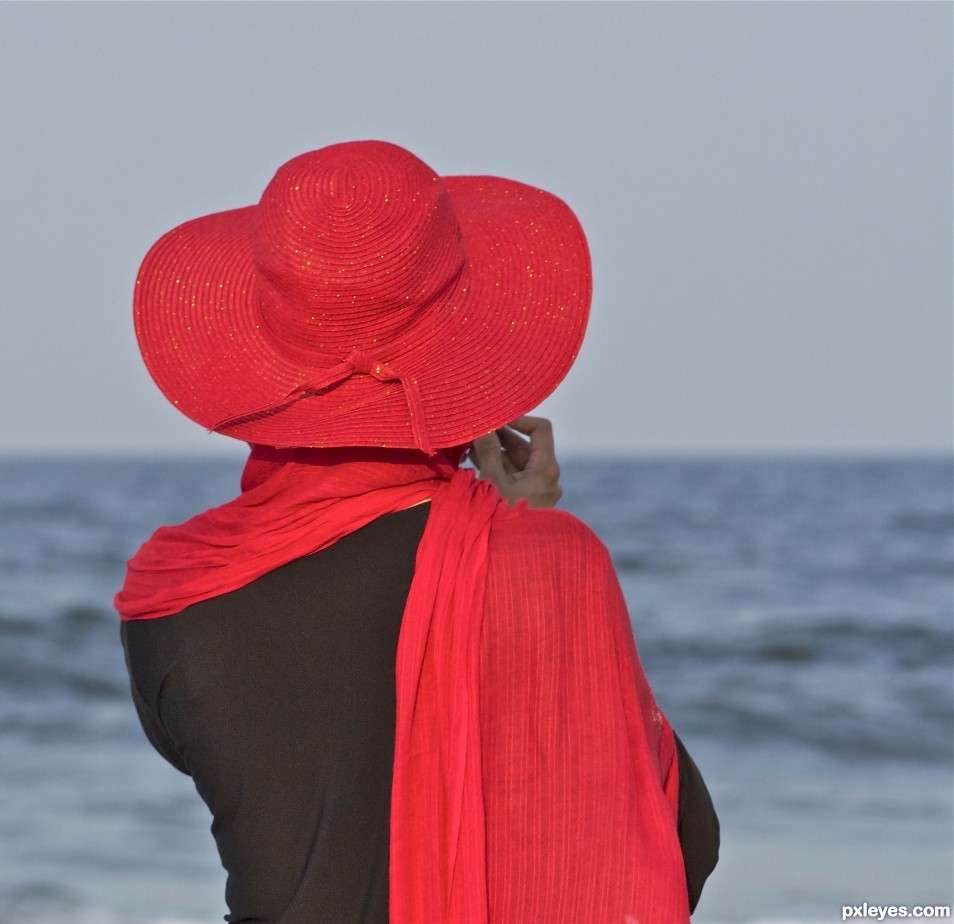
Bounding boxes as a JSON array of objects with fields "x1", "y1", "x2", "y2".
[{"x1": 253, "y1": 142, "x2": 465, "y2": 355}]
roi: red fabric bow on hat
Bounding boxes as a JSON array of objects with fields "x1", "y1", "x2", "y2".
[{"x1": 211, "y1": 349, "x2": 432, "y2": 454}]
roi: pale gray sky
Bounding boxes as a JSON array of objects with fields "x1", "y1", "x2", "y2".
[{"x1": 1, "y1": 1, "x2": 950, "y2": 456}]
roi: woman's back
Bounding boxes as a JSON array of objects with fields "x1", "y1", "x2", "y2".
[{"x1": 123, "y1": 504, "x2": 430, "y2": 923}]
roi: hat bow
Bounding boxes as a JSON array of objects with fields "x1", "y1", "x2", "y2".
[{"x1": 211, "y1": 348, "x2": 431, "y2": 454}]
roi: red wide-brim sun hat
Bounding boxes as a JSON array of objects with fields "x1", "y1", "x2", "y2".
[{"x1": 134, "y1": 140, "x2": 591, "y2": 452}]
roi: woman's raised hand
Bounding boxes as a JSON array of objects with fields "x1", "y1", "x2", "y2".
[{"x1": 469, "y1": 415, "x2": 563, "y2": 508}]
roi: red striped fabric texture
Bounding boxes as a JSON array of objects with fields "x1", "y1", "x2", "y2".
[{"x1": 479, "y1": 502, "x2": 688, "y2": 924}]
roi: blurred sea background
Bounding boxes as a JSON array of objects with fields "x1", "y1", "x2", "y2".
[{"x1": 0, "y1": 454, "x2": 951, "y2": 924}]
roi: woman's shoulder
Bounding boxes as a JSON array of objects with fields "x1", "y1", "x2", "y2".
[{"x1": 487, "y1": 501, "x2": 613, "y2": 574}]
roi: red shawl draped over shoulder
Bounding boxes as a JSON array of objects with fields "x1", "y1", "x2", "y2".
[{"x1": 115, "y1": 447, "x2": 689, "y2": 924}]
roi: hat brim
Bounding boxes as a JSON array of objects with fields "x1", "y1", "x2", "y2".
[{"x1": 134, "y1": 175, "x2": 591, "y2": 449}]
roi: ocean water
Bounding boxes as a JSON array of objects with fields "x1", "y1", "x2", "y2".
[{"x1": 0, "y1": 455, "x2": 951, "y2": 924}]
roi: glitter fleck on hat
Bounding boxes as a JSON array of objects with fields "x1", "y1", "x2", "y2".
[{"x1": 133, "y1": 140, "x2": 591, "y2": 452}]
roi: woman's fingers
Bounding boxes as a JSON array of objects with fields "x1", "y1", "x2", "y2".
[
  {"x1": 507, "y1": 415, "x2": 556, "y2": 456},
  {"x1": 496, "y1": 425, "x2": 532, "y2": 469},
  {"x1": 470, "y1": 431, "x2": 507, "y2": 478},
  {"x1": 471, "y1": 416, "x2": 562, "y2": 508}
]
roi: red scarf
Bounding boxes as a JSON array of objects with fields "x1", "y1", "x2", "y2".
[
  {"x1": 116, "y1": 446, "x2": 689, "y2": 923},
  {"x1": 114, "y1": 445, "x2": 461, "y2": 620}
]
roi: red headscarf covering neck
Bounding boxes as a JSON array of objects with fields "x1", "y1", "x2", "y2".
[
  {"x1": 114, "y1": 444, "x2": 465, "y2": 621},
  {"x1": 115, "y1": 447, "x2": 690, "y2": 924}
]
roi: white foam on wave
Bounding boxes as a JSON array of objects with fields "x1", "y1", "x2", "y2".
[
  {"x1": 699, "y1": 920, "x2": 834, "y2": 924},
  {"x1": 5, "y1": 914, "x2": 212, "y2": 924},
  {"x1": 703, "y1": 920, "x2": 830, "y2": 924},
  {"x1": 695, "y1": 915, "x2": 849, "y2": 924}
]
